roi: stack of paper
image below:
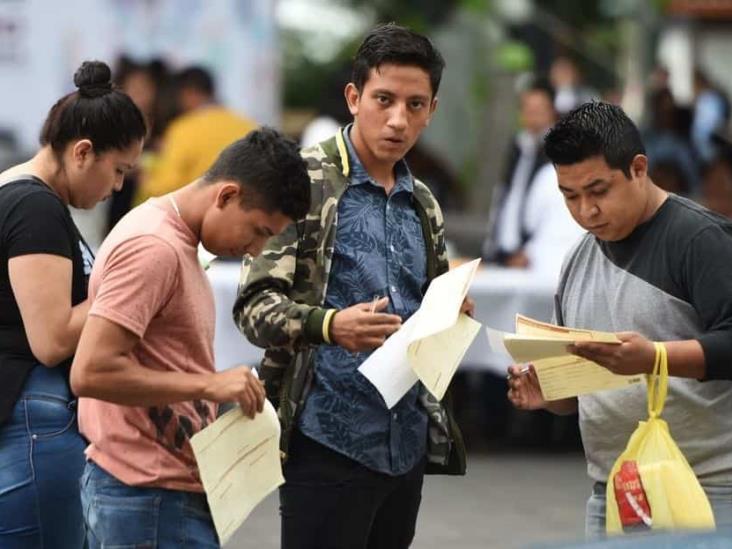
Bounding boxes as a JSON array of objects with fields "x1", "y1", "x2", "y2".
[
  {"x1": 191, "y1": 401, "x2": 284, "y2": 545},
  {"x1": 359, "y1": 259, "x2": 482, "y2": 408},
  {"x1": 487, "y1": 315, "x2": 644, "y2": 400}
]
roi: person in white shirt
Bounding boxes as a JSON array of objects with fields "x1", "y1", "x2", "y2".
[{"x1": 483, "y1": 77, "x2": 583, "y2": 278}]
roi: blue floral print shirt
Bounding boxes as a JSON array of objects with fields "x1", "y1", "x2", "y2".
[{"x1": 297, "y1": 125, "x2": 429, "y2": 475}]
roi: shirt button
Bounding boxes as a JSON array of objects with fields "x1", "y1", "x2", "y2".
[
  {"x1": 392, "y1": 412, "x2": 398, "y2": 420},
  {"x1": 390, "y1": 245, "x2": 395, "y2": 252},
  {"x1": 391, "y1": 285, "x2": 397, "y2": 293}
]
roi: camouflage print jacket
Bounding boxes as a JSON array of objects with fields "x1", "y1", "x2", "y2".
[{"x1": 233, "y1": 129, "x2": 466, "y2": 475}]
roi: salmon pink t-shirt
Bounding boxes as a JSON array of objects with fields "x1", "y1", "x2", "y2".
[{"x1": 78, "y1": 199, "x2": 217, "y2": 492}]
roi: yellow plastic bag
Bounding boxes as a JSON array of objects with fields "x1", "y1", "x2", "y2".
[{"x1": 606, "y1": 342, "x2": 715, "y2": 534}]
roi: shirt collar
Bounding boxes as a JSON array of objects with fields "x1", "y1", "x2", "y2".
[{"x1": 342, "y1": 124, "x2": 414, "y2": 194}]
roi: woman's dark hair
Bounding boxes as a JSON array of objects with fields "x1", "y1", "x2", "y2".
[
  {"x1": 544, "y1": 101, "x2": 645, "y2": 179},
  {"x1": 352, "y1": 23, "x2": 445, "y2": 96},
  {"x1": 40, "y1": 60, "x2": 147, "y2": 156}
]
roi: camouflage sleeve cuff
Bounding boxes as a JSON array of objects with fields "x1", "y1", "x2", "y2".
[{"x1": 303, "y1": 307, "x2": 333, "y2": 345}]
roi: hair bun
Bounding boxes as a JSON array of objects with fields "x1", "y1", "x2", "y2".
[{"x1": 74, "y1": 60, "x2": 113, "y2": 98}]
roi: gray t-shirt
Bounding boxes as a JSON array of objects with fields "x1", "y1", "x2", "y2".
[{"x1": 557, "y1": 194, "x2": 732, "y2": 485}]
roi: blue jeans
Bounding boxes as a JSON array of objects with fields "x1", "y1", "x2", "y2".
[
  {"x1": 0, "y1": 364, "x2": 86, "y2": 548},
  {"x1": 586, "y1": 481, "x2": 732, "y2": 538},
  {"x1": 80, "y1": 461, "x2": 219, "y2": 548}
]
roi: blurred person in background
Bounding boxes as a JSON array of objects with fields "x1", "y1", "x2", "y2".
[
  {"x1": 648, "y1": 65, "x2": 670, "y2": 94},
  {"x1": 692, "y1": 69, "x2": 730, "y2": 165},
  {"x1": 135, "y1": 65, "x2": 257, "y2": 204},
  {"x1": 482, "y1": 76, "x2": 583, "y2": 277},
  {"x1": 702, "y1": 155, "x2": 732, "y2": 218},
  {"x1": 106, "y1": 56, "x2": 171, "y2": 233},
  {"x1": 549, "y1": 56, "x2": 597, "y2": 115},
  {"x1": 643, "y1": 87, "x2": 698, "y2": 196},
  {"x1": 300, "y1": 70, "x2": 351, "y2": 148},
  {"x1": 0, "y1": 60, "x2": 145, "y2": 548}
]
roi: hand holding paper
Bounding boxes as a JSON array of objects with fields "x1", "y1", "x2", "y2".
[
  {"x1": 191, "y1": 401, "x2": 284, "y2": 546},
  {"x1": 568, "y1": 331, "x2": 658, "y2": 376},
  {"x1": 488, "y1": 315, "x2": 643, "y2": 400},
  {"x1": 359, "y1": 259, "x2": 482, "y2": 407},
  {"x1": 330, "y1": 297, "x2": 402, "y2": 353},
  {"x1": 506, "y1": 363, "x2": 547, "y2": 410}
]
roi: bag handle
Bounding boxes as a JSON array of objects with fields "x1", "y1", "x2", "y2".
[{"x1": 647, "y1": 342, "x2": 668, "y2": 418}]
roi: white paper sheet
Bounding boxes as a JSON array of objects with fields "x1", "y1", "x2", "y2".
[
  {"x1": 359, "y1": 259, "x2": 482, "y2": 405},
  {"x1": 359, "y1": 314, "x2": 420, "y2": 408}
]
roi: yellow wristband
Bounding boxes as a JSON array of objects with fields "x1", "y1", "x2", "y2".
[{"x1": 322, "y1": 309, "x2": 337, "y2": 344}]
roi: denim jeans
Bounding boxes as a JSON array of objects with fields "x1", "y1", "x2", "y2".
[
  {"x1": 80, "y1": 461, "x2": 219, "y2": 548},
  {"x1": 0, "y1": 364, "x2": 87, "y2": 548},
  {"x1": 586, "y1": 481, "x2": 732, "y2": 538}
]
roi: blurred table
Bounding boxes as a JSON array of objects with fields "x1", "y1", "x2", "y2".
[{"x1": 207, "y1": 261, "x2": 557, "y2": 376}]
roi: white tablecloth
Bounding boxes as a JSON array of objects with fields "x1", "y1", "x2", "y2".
[{"x1": 207, "y1": 261, "x2": 557, "y2": 376}]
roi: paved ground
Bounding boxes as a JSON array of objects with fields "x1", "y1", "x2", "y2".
[{"x1": 227, "y1": 451, "x2": 591, "y2": 549}]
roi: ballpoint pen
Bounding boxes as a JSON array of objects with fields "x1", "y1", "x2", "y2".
[{"x1": 507, "y1": 365, "x2": 532, "y2": 380}]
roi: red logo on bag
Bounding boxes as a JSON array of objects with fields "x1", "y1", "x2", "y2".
[{"x1": 613, "y1": 461, "x2": 652, "y2": 530}]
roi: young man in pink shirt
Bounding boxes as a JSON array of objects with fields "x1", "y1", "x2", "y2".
[{"x1": 70, "y1": 127, "x2": 310, "y2": 548}]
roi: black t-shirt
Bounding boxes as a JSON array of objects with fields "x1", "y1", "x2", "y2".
[{"x1": 0, "y1": 177, "x2": 93, "y2": 420}]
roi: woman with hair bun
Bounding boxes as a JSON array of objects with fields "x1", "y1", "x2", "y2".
[{"x1": 0, "y1": 60, "x2": 146, "y2": 548}]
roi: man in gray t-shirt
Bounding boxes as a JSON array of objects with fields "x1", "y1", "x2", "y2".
[{"x1": 508, "y1": 102, "x2": 732, "y2": 538}]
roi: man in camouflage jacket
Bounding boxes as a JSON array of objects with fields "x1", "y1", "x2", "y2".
[
  {"x1": 234, "y1": 128, "x2": 466, "y2": 471},
  {"x1": 234, "y1": 23, "x2": 466, "y2": 549}
]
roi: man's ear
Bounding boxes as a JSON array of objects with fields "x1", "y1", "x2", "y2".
[
  {"x1": 425, "y1": 96, "x2": 438, "y2": 126},
  {"x1": 215, "y1": 182, "x2": 241, "y2": 208},
  {"x1": 345, "y1": 83, "x2": 360, "y2": 117},
  {"x1": 630, "y1": 154, "x2": 648, "y2": 180}
]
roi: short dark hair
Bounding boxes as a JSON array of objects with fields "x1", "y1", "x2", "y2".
[
  {"x1": 523, "y1": 75, "x2": 556, "y2": 104},
  {"x1": 203, "y1": 127, "x2": 310, "y2": 221},
  {"x1": 352, "y1": 23, "x2": 445, "y2": 96},
  {"x1": 176, "y1": 66, "x2": 215, "y2": 97},
  {"x1": 40, "y1": 60, "x2": 147, "y2": 155},
  {"x1": 544, "y1": 102, "x2": 645, "y2": 178}
]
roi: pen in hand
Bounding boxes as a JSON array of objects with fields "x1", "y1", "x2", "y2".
[{"x1": 506, "y1": 364, "x2": 532, "y2": 380}]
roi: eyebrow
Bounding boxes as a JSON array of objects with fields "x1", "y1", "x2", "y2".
[
  {"x1": 559, "y1": 178, "x2": 609, "y2": 193},
  {"x1": 371, "y1": 89, "x2": 430, "y2": 102},
  {"x1": 120, "y1": 163, "x2": 136, "y2": 170}
]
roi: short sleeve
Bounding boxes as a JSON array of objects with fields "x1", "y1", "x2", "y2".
[
  {"x1": 683, "y1": 224, "x2": 732, "y2": 380},
  {"x1": 4, "y1": 191, "x2": 72, "y2": 260},
  {"x1": 89, "y1": 235, "x2": 180, "y2": 338}
]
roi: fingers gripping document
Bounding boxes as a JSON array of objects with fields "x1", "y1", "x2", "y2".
[
  {"x1": 359, "y1": 259, "x2": 482, "y2": 407},
  {"x1": 191, "y1": 401, "x2": 284, "y2": 546},
  {"x1": 487, "y1": 314, "x2": 643, "y2": 400}
]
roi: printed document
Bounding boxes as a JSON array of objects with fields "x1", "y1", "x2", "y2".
[
  {"x1": 359, "y1": 259, "x2": 482, "y2": 406},
  {"x1": 487, "y1": 314, "x2": 643, "y2": 400},
  {"x1": 191, "y1": 401, "x2": 284, "y2": 545}
]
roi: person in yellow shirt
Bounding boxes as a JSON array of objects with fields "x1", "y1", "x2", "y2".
[{"x1": 136, "y1": 66, "x2": 257, "y2": 203}]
